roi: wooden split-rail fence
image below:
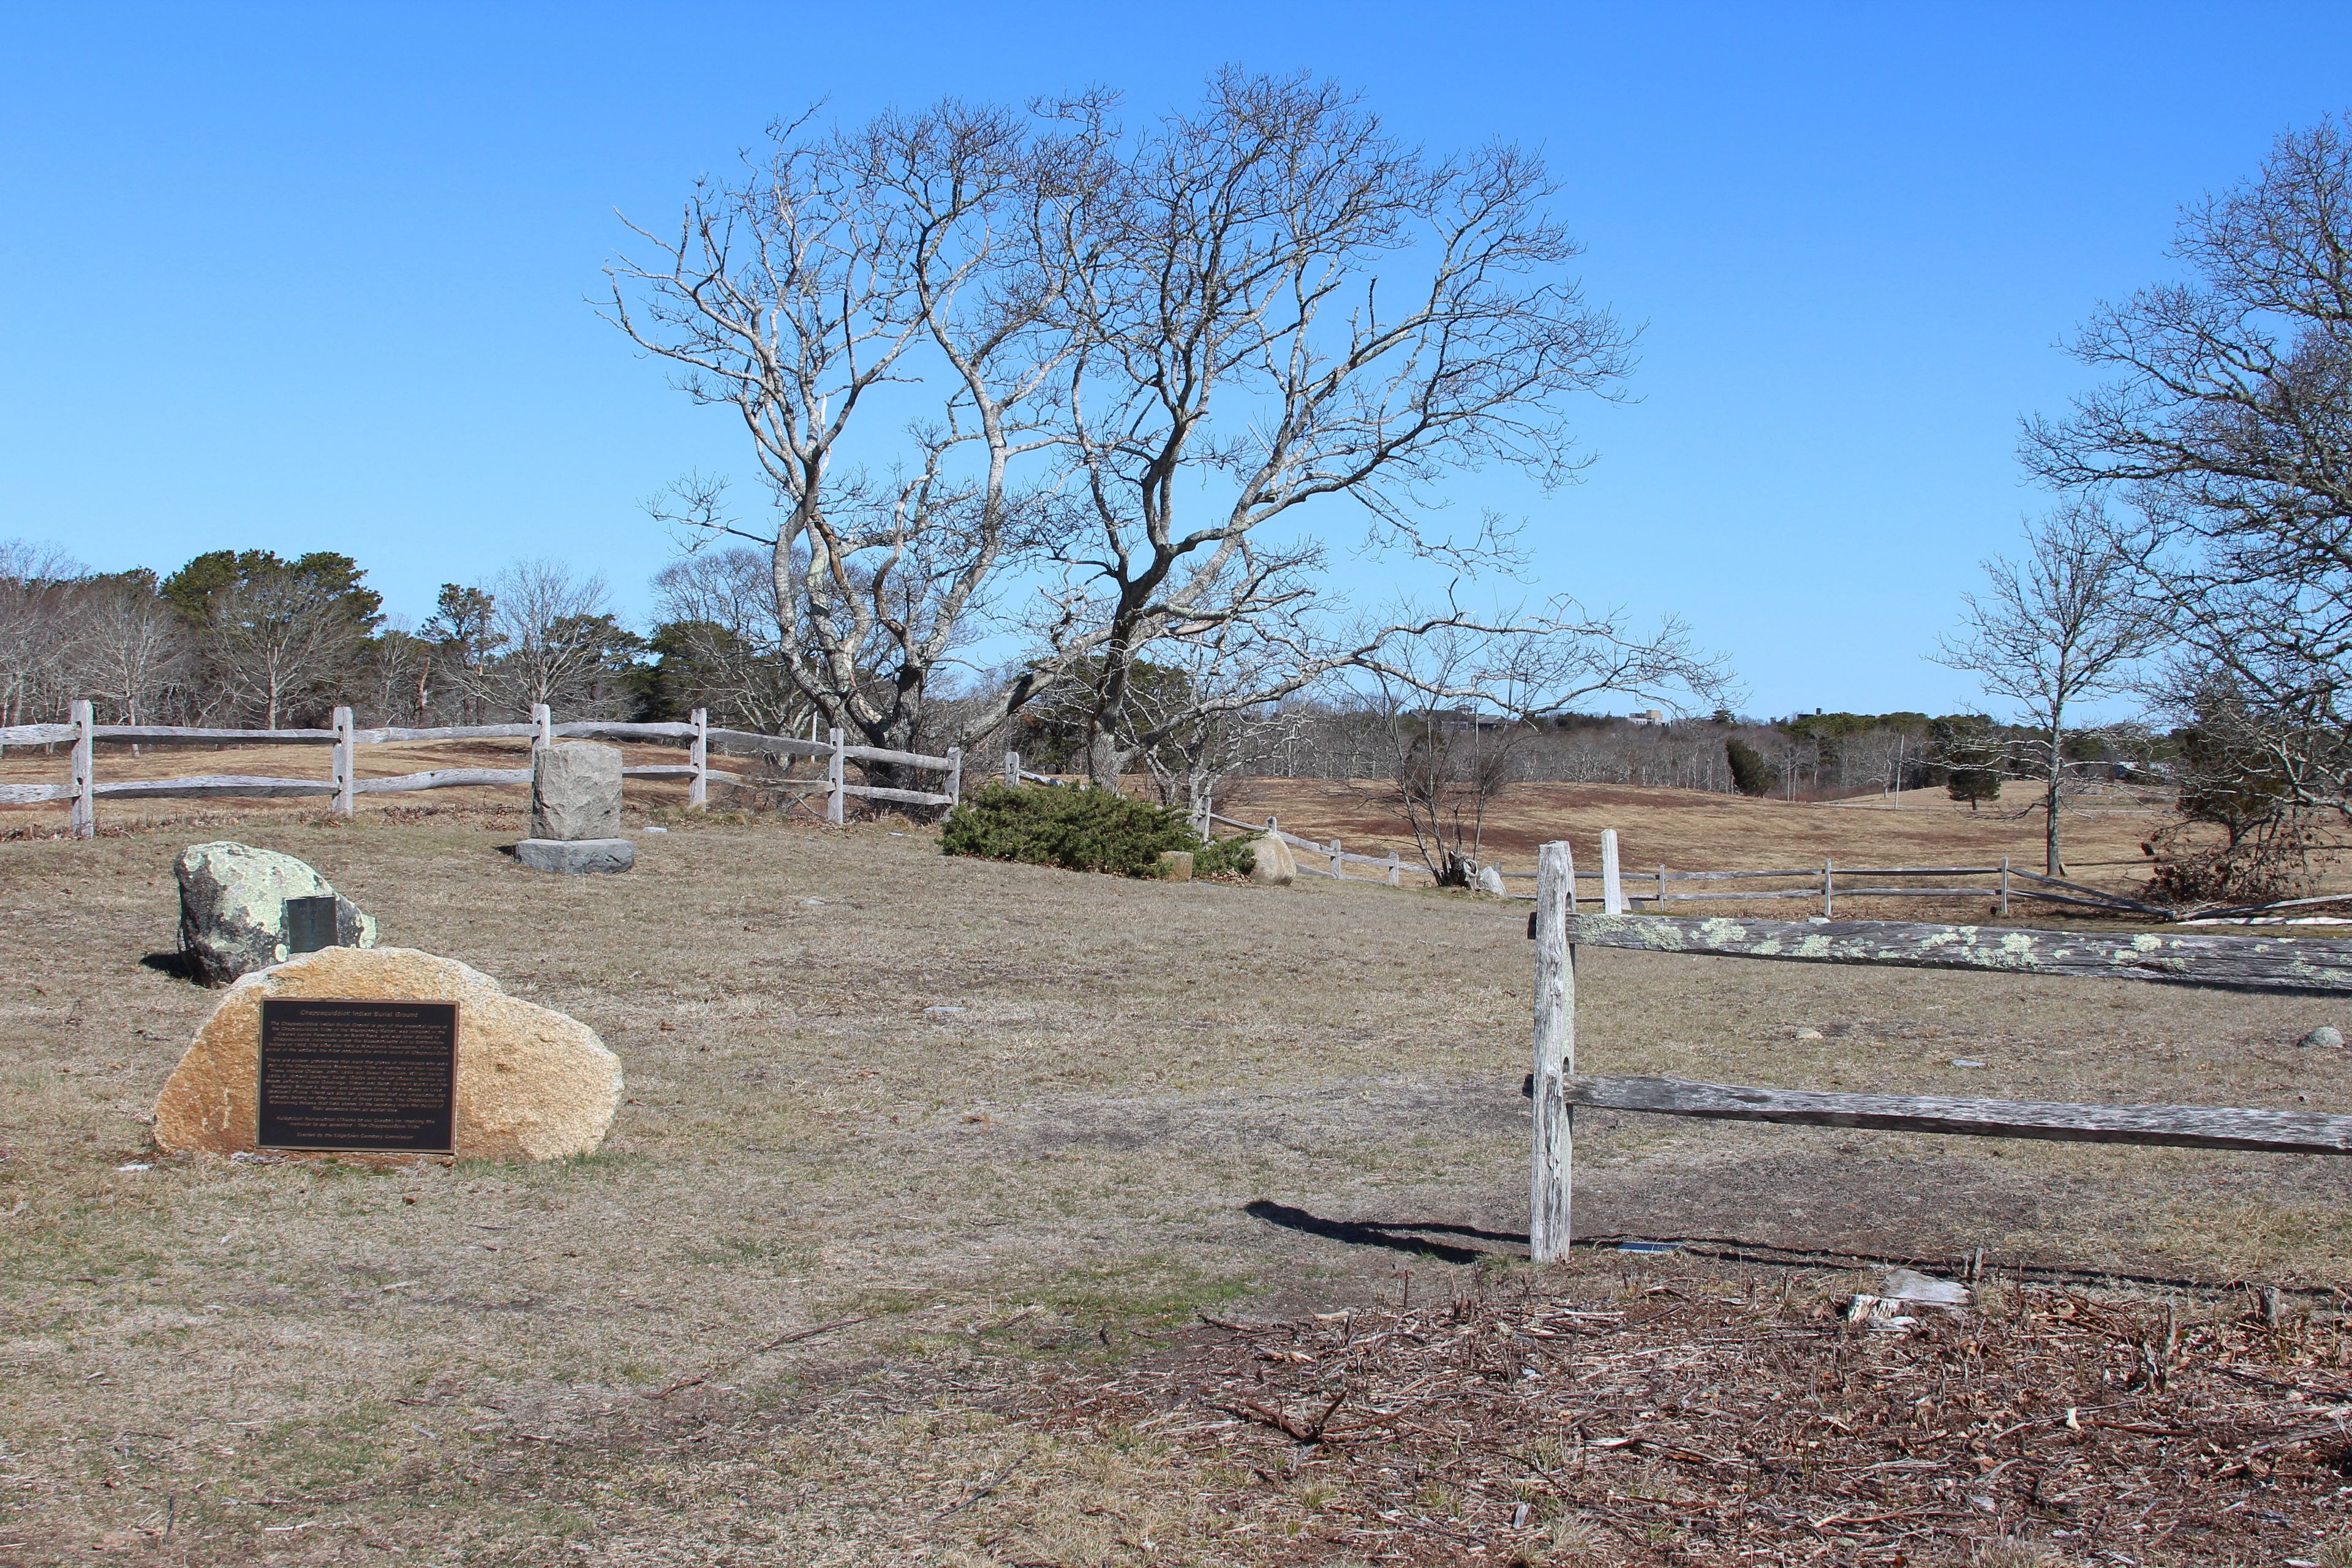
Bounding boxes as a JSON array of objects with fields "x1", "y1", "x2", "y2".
[
  {"x1": 1523, "y1": 840, "x2": 2352, "y2": 1262},
  {"x1": 7, "y1": 699, "x2": 962, "y2": 840}
]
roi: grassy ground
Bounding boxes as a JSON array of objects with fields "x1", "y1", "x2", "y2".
[{"x1": 5, "y1": 809, "x2": 2351, "y2": 1564}]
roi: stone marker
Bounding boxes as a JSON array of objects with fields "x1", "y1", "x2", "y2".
[
  {"x1": 1474, "y1": 865, "x2": 1508, "y2": 897},
  {"x1": 1157, "y1": 850, "x2": 1194, "y2": 881},
  {"x1": 516, "y1": 742, "x2": 634, "y2": 874},
  {"x1": 176, "y1": 842, "x2": 377, "y2": 986},
  {"x1": 1249, "y1": 831, "x2": 1297, "y2": 886},
  {"x1": 152, "y1": 946, "x2": 623, "y2": 1162}
]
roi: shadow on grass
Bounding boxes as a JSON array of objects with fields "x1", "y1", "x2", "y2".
[
  {"x1": 1243, "y1": 1199, "x2": 1525, "y2": 1265},
  {"x1": 139, "y1": 950, "x2": 202, "y2": 982}
]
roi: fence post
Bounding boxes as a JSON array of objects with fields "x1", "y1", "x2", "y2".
[
  {"x1": 945, "y1": 745, "x2": 962, "y2": 807},
  {"x1": 1330, "y1": 837, "x2": 1343, "y2": 878},
  {"x1": 2000, "y1": 856, "x2": 2011, "y2": 917},
  {"x1": 826, "y1": 727, "x2": 845, "y2": 826},
  {"x1": 532, "y1": 703, "x2": 553, "y2": 752},
  {"x1": 332, "y1": 705, "x2": 355, "y2": 817},
  {"x1": 1824, "y1": 856, "x2": 1834, "y2": 919},
  {"x1": 1600, "y1": 828, "x2": 1625, "y2": 914},
  {"x1": 1387, "y1": 851, "x2": 1401, "y2": 887},
  {"x1": 689, "y1": 708, "x2": 709, "y2": 810},
  {"x1": 1531, "y1": 840, "x2": 1577, "y2": 1264},
  {"x1": 69, "y1": 699, "x2": 96, "y2": 839},
  {"x1": 1004, "y1": 750, "x2": 1020, "y2": 788}
]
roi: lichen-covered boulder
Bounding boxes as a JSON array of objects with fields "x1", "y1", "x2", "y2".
[
  {"x1": 1250, "y1": 831, "x2": 1297, "y2": 886},
  {"x1": 176, "y1": 842, "x2": 376, "y2": 985},
  {"x1": 1474, "y1": 865, "x2": 1508, "y2": 897},
  {"x1": 531, "y1": 742, "x2": 623, "y2": 840},
  {"x1": 151, "y1": 946, "x2": 622, "y2": 1162}
]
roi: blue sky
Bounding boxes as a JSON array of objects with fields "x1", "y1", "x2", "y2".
[{"x1": 4, "y1": 3, "x2": 2347, "y2": 720}]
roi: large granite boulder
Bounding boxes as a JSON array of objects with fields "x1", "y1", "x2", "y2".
[
  {"x1": 151, "y1": 946, "x2": 622, "y2": 1163},
  {"x1": 531, "y1": 742, "x2": 623, "y2": 840},
  {"x1": 176, "y1": 842, "x2": 376, "y2": 986},
  {"x1": 1249, "y1": 830, "x2": 1297, "y2": 886}
]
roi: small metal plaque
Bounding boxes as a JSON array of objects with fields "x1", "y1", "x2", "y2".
[
  {"x1": 284, "y1": 895, "x2": 342, "y2": 955},
  {"x1": 257, "y1": 998, "x2": 458, "y2": 1154}
]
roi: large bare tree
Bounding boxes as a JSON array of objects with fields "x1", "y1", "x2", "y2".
[
  {"x1": 1932, "y1": 501, "x2": 2164, "y2": 875},
  {"x1": 1039, "y1": 71, "x2": 1636, "y2": 785},
  {"x1": 2024, "y1": 113, "x2": 2352, "y2": 816},
  {"x1": 609, "y1": 100, "x2": 1095, "y2": 755}
]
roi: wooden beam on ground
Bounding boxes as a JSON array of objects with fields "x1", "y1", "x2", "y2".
[
  {"x1": 1561, "y1": 913, "x2": 2352, "y2": 993},
  {"x1": 1563, "y1": 1074, "x2": 2352, "y2": 1156}
]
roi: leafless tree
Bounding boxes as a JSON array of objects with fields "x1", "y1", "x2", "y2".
[
  {"x1": 481, "y1": 560, "x2": 630, "y2": 717},
  {"x1": 0, "y1": 541, "x2": 85, "y2": 731},
  {"x1": 201, "y1": 568, "x2": 366, "y2": 729},
  {"x1": 1037, "y1": 71, "x2": 1636, "y2": 785},
  {"x1": 1932, "y1": 500, "x2": 2165, "y2": 874},
  {"x1": 648, "y1": 545, "x2": 810, "y2": 733},
  {"x1": 75, "y1": 575, "x2": 190, "y2": 726},
  {"x1": 1359, "y1": 610, "x2": 1725, "y2": 880},
  {"x1": 609, "y1": 99, "x2": 1095, "y2": 756},
  {"x1": 2024, "y1": 113, "x2": 2352, "y2": 816}
]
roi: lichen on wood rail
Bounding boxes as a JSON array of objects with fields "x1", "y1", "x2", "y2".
[{"x1": 1560, "y1": 913, "x2": 2352, "y2": 992}]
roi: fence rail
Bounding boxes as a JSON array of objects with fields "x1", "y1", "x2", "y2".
[
  {"x1": 12, "y1": 701, "x2": 960, "y2": 837},
  {"x1": 1525, "y1": 835, "x2": 2352, "y2": 1263}
]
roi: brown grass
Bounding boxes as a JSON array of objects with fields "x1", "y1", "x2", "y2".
[{"x1": 4, "y1": 804, "x2": 2351, "y2": 1563}]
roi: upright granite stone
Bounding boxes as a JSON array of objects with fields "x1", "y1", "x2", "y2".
[
  {"x1": 531, "y1": 742, "x2": 623, "y2": 840},
  {"x1": 151, "y1": 946, "x2": 623, "y2": 1162},
  {"x1": 176, "y1": 842, "x2": 377, "y2": 986},
  {"x1": 517, "y1": 742, "x2": 634, "y2": 873}
]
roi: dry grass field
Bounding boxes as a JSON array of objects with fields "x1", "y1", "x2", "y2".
[{"x1": 6, "y1": 778, "x2": 2352, "y2": 1563}]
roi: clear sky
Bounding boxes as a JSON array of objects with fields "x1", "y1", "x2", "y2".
[{"x1": 4, "y1": 3, "x2": 2347, "y2": 720}]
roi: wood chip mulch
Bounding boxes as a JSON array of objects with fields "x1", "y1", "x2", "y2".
[{"x1": 1027, "y1": 1266, "x2": 2352, "y2": 1564}]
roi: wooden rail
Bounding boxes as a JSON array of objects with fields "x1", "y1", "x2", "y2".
[
  {"x1": 14, "y1": 701, "x2": 961, "y2": 836},
  {"x1": 1526, "y1": 829, "x2": 2352, "y2": 1262}
]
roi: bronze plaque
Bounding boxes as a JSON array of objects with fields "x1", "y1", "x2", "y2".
[{"x1": 257, "y1": 998, "x2": 459, "y2": 1154}]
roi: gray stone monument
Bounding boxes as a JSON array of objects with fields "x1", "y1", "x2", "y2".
[{"x1": 515, "y1": 742, "x2": 635, "y2": 873}]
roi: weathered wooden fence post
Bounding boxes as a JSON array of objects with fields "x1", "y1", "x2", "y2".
[
  {"x1": 2000, "y1": 856, "x2": 2011, "y2": 917},
  {"x1": 69, "y1": 699, "x2": 96, "y2": 839},
  {"x1": 688, "y1": 708, "x2": 709, "y2": 810},
  {"x1": 1004, "y1": 750, "x2": 1020, "y2": 787},
  {"x1": 1329, "y1": 837, "x2": 1343, "y2": 878},
  {"x1": 945, "y1": 746, "x2": 962, "y2": 807},
  {"x1": 332, "y1": 706, "x2": 355, "y2": 817},
  {"x1": 1823, "y1": 856, "x2": 1835, "y2": 919},
  {"x1": 1531, "y1": 839, "x2": 1576, "y2": 1262},
  {"x1": 1657, "y1": 864, "x2": 1668, "y2": 910},
  {"x1": 826, "y1": 728, "x2": 846, "y2": 825},
  {"x1": 532, "y1": 703, "x2": 553, "y2": 751},
  {"x1": 1600, "y1": 828, "x2": 1626, "y2": 914},
  {"x1": 1386, "y1": 851, "x2": 1401, "y2": 886}
]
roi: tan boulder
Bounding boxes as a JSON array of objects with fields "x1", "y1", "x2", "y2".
[
  {"x1": 1250, "y1": 830, "x2": 1297, "y2": 886},
  {"x1": 152, "y1": 947, "x2": 622, "y2": 1162}
]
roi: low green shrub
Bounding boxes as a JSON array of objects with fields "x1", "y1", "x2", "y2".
[
  {"x1": 1191, "y1": 831, "x2": 1257, "y2": 878},
  {"x1": 941, "y1": 783, "x2": 1253, "y2": 879}
]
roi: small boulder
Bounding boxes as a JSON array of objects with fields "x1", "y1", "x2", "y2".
[
  {"x1": 2299, "y1": 1025, "x2": 2344, "y2": 1050},
  {"x1": 532, "y1": 742, "x2": 624, "y2": 841},
  {"x1": 176, "y1": 842, "x2": 376, "y2": 986},
  {"x1": 1473, "y1": 865, "x2": 1508, "y2": 897},
  {"x1": 1157, "y1": 850, "x2": 1194, "y2": 881},
  {"x1": 151, "y1": 946, "x2": 622, "y2": 1162},
  {"x1": 1250, "y1": 831, "x2": 1297, "y2": 886}
]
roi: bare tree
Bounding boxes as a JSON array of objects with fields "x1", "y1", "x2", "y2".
[
  {"x1": 75, "y1": 574, "x2": 190, "y2": 726},
  {"x1": 609, "y1": 99, "x2": 1093, "y2": 756},
  {"x1": 0, "y1": 541, "x2": 86, "y2": 729},
  {"x1": 647, "y1": 545, "x2": 809, "y2": 733},
  {"x1": 1039, "y1": 71, "x2": 1635, "y2": 785},
  {"x1": 1932, "y1": 501, "x2": 2164, "y2": 874},
  {"x1": 483, "y1": 561, "x2": 634, "y2": 717},
  {"x1": 1361, "y1": 611, "x2": 1725, "y2": 880},
  {"x1": 2024, "y1": 113, "x2": 2352, "y2": 816},
  {"x1": 200, "y1": 567, "x2": 369, "y2": 729}
]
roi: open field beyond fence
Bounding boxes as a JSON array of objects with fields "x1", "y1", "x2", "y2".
[{"x1": 7, "y1": 807, "x2": 2352, "y2": 1563}]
